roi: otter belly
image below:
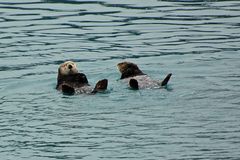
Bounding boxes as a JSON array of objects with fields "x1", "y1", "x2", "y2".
[
  {"x1": 74, "y1": 85, "x2": 94, "y2": 94},
  {"x1": 123, "y1": 75, "x2": 160, "y2": 89},
  {"x1": 58, "y1": 83, "x2": 94, "y2": 94}
]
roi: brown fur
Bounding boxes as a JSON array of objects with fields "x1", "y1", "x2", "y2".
[
  {"x1": 117, "y1": 61, "x2": 145, "y2": 79},
  {"x1": 57, "y1": 61, "x2": 107, "y2": 94},
  {"x1": 117, "y1": 61, "x2": 172, "y2": 89}
]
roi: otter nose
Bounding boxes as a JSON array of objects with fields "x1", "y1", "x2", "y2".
[{"x1": 68, "y1": 65, "x2": 73, "y2": 69}]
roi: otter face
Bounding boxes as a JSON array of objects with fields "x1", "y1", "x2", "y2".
[
  {"x1": 58, "y1": 61, "x2": 78, "y2": 76},
  {"x1": 117, "y1": 61, "x2": 140, "y2": 74}
]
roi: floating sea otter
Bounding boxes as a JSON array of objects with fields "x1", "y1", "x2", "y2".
[
  {"x1": 117, "y1": 61, "x2": 172, "y2": 89},
  {"x1": 56, "y1": 61, "x2": 108, "y2": 95}
]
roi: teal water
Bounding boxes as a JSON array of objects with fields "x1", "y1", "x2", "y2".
[{"x1": 1, "y1": 0, "x2": 240, "y2": 159}]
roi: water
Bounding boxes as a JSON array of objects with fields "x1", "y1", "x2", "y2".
[{"x1": 1, "y1": 0, "x2": 240, "y2": 159}]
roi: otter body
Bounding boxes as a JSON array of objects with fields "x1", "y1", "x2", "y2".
[
  {"x1": 117, "y1": 61, "x2": 172, "y2": 90},
  {"x1": 57, "y1": 61, "x2": 108, "y2": 95},
  {"x1": 122, "y1": 75, "x2": 161, "y2": 89}
]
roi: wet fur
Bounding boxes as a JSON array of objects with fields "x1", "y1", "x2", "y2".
[
  {"x1": 117, "y1": 61, "x2": 172, "y2": 89},
  {"x1": 57, "y1": 61, "x2": 107, "y2": 95}
]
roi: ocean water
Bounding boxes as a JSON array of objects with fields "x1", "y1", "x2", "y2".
[{"x1": 0, "y1": 0, "x2": 240, "y2": 159}]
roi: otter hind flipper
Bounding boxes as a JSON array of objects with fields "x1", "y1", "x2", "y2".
[
  {"x1": 92, "y1": 79, "x2": 108, "y2": 94},
  {"x1": 161, "y1": 73, "x2": 172, "y2": 86},
  {"x1": 129, "y1": 78, "x2": 139, "y2": 90},
  {"x1": 62, "y1": 84, "x2": 75, "y2": 95}
]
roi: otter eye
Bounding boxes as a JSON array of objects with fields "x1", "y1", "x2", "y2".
[{"x1": 68, "y1": 65, "x2": 73, "y2": 69}]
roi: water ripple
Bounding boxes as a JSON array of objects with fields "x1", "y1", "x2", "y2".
[{"x1": 1, "y1": 0, "x2": 240, "y2": 160}]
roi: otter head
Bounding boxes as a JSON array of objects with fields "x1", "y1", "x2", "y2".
[
  {"x1": 57, "y1": 61, "x2": 79, "y2": 88},
  {"x1": 58, "y1": 61, "x2": 78, "y2": 76},
  {"x1": 117, "y1": 61, "x2": 145, "y2": 79}
]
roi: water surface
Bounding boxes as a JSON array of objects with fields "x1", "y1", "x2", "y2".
[{"x1": 0, "y1": 0, "x2": 240, "y2": 159}]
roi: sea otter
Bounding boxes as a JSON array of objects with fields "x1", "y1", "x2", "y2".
[
  {"x1": 56, "y1": 61, "x2": 108, "y2": 95},
  {"x1": 117, "y1": 61, "x2": 172, "y2": 89}
]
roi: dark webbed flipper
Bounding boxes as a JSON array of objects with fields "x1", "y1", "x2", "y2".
[
  {"x1": 92, "y1": 79, "x2": 108, "y2": 94},
  {"x1": 161, "y1": 73, "x2": 172, "y2": 86},
  {"x1": 129, "y1": 79, "x2": 139, "y2": 90},
  {"x1": 62, "y1": 84, "x2": 75, "y2": 95}
]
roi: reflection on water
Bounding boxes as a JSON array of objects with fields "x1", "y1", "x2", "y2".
[{"x1": 0, "y1": 0, "x2": 240, "y2": 159}]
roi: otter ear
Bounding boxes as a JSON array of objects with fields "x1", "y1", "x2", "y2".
[{"x1": 62, "y1": 84, "x2": 75, "y2": 95}]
